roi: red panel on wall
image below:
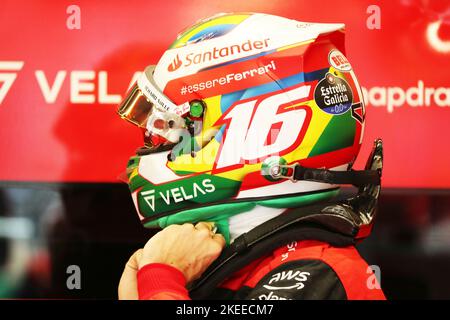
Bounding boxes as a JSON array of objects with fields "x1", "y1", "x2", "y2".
[{"x1": 0, "y1": 0, "x2": 449, "y2": 187}]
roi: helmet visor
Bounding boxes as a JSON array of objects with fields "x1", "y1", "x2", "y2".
[
  {"x1": 118, "y1": 66, "x2": 189, "y2": 150},
  {"x1": 117, "y1": 83, "x2": 153, "y2": 128}
]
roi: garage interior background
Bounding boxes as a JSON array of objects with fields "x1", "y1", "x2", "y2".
[{"x1": 1, "y1": 0, "x2": 450, "y2": 298}]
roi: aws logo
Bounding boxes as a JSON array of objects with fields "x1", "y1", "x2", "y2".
[
  {"x1": 0, "y1": 61, "x2": 24, "y2": 104},
  {"x1": 263, "y1": 270, "x2": 311, "y2": 291},
  {"x1": 140, "y1": 179, "x2": 215, "y2": 212}
]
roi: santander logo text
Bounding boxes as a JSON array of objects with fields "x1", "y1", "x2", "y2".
[{"x1": 167, "y1": 38, "x2": 270, "y2": 72}]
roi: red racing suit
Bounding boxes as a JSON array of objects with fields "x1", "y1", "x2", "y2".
[{"x1": 137, "y1": 240, "x2": 386, "y2": 300}]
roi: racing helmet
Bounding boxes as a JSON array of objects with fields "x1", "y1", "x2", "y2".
[{"x1": 118, "y1": 13, "x2": 370, "y2": 238}]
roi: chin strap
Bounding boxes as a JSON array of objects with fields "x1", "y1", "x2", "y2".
[
  {"x1": 269, "y1": 157, "x2": 381, "y2": 187},
  {"x1": 289, "y1": 165, "x2": 380, "y2": 186}
]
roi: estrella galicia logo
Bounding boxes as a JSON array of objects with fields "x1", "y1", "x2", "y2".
[{"x1": 314, "y1": 73, "x2": 353, "y2": 115}]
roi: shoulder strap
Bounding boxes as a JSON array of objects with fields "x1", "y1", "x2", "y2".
[{"x1": 188, "y1": 201, "x2": 356, "y2": 299}]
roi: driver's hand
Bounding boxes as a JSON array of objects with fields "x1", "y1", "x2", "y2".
[
  {"x1": 139, "y1": 222, "x2": 225, "y2": 283},
  {"x1": 118, "y1": 222, "x2": 225, "y2": 299}
]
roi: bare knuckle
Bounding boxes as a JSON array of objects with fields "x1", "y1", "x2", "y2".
[
  {"x1": 210, "y1": 242, "x2": 223, "y2": 253},
  {"x1": 165, "y1": 224, "x2": 178, "y2": 232},
  {"x1": 181, "y1": 223, "x2": 194, "y2": 230},
  {"x1": 196, "y1": 228, "x2": 211, "y2": 238}
]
